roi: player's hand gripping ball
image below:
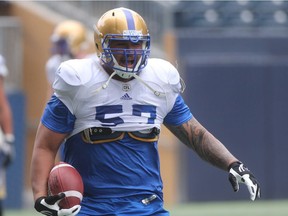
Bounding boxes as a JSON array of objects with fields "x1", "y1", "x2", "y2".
[{"x1": 48, "y1": 162, "x2": 84, "y2": 209}]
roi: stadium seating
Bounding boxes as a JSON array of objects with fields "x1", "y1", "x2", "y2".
[{"x1": 173, "y1": 0, "x2": 288, "y2": 28}]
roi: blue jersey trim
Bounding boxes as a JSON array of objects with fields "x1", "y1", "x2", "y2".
[
  {"x1": 164, "y1": 95, "x2": 192, "y2": 126},
  {"x1": 41, "y1": 95, "x2": 76, "y2": 133}
]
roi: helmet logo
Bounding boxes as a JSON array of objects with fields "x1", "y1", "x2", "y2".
[
  {"x1": 123, "y1": 30, "x2": 143, "y2": 42},
  {"x1": 123, "y1": 30, "x2": 142, "y2": 36}
]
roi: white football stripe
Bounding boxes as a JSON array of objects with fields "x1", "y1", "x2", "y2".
[
  {"x1": 50, "y1": 163, "x2": 74, "y2": 173},
  {"x1": 63, "y1": 190, "x2": 83, "y2": 201}
]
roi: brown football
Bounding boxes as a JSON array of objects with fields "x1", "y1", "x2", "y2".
[{"x1": 48, "y1": 162, "x2": 84, "y2": 209}]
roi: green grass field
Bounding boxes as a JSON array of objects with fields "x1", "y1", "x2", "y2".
[
  {"x1": 5, "y1": 200, "x2": 288, "y2": 216},
  {"x1": 169, "y1": 200, "x2": 288, "y2": 216}
]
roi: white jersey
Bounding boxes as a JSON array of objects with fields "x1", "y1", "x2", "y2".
[
  {"x1": 53, "y1": 57, "x2": 182, "y2": 136},
  {"x1": 0, "y1": 55, "x2": 8, "y2": 77}
]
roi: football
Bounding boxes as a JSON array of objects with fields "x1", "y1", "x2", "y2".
[{"x1": 48, "y1": 162, "x2": 84, "y2": 209}]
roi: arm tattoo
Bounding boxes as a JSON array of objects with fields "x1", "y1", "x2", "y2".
[{"x1": 165, "y1": 117, "x2": 238, "y2": 171}]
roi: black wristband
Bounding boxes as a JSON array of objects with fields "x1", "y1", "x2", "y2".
[
  {"x1": 34, "y1": 196, "x2": 46, "y2": 211},
  {"x1": 228, "y1": 161, "x2": 242, "y2": 171}
]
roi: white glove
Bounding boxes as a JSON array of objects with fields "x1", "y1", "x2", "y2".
[{"x1": 229, "y1": 162, "x2": 261, "y2": 201}]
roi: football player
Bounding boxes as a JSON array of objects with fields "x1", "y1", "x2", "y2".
[
  {"x1": 45, "y1": 20, "x2": 88, "y2": 97},
  {"x1": 32, "y1": 7, "x2": 260, "y2": 216},
  {"x1": 0, "y1": 54, "x2": 14, "y2": 216}
]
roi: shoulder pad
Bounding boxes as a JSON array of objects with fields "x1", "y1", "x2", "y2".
[
  {"x1": 56, "y1": 59, "x2": 93, "y2": 86},
  {"x1": 147, "y1": 58, "x2": 180, "y2": 84},
  {"x1": 145, "y1": 58, "x2": 182, "y2": 93}
]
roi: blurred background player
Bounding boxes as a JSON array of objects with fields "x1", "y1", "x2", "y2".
[
  {"x1": 45, "y1": 20, "x2": 88, "y2": 160},
  {"x1": 45, "y1": 20, "x2": 88, "y2": 97},
  {"x1": 0, "y1": 54, "x2": 14, "y2": 216}
]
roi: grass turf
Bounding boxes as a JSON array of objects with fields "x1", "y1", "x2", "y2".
[{"x1": 4, "y1": 200, "x2": 288, "y2": 216}]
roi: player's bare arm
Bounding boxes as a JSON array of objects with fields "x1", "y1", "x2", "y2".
[
  {"x1": 165, "y1": 117, "x2": 238, "y2": 171},
  {"x1": 31, "y1": 123, "x2": 68, "y2": 201}
]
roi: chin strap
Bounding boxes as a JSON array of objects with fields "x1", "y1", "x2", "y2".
[
  {"x1": 93, "y1": 71, "x2": 187, "y2": 97},
  {"x1": 133, "y1": 74, "x2": 185, "y2": 96},
  {"x1": 132, "y1": 73, "x2": 165, "y2": 97},
  {"x1": 93, "y1": 71, "x2": 117, "y2": 94}
]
